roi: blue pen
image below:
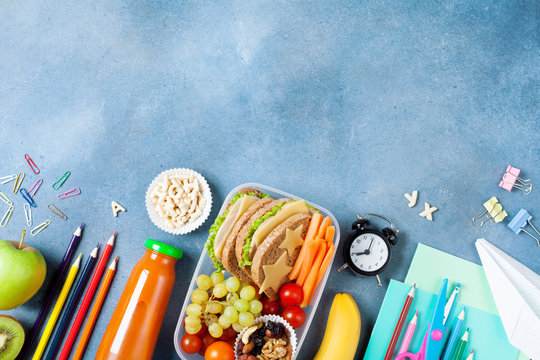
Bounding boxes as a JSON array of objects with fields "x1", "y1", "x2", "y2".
[{"x1": 442, "y1": 307, "x2": 466, "y2": 360}]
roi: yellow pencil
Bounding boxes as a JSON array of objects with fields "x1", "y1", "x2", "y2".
[{"x1": 32, "y1": 254, "x2": 82, "y2": 360}]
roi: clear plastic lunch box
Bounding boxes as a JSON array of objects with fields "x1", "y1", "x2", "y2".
[{"x1": 173, "y1": 183, "x2": 341, "y2": 360}]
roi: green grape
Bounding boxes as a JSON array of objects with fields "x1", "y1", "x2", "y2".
[
  {"x1": 238, "y1": 311, "x2": 255, "y2": 327},
  {"x1": 218, "y1": 314, "x2": 232, "y2": 328},
  {"x1": 232, "y1": 322, "x2": 245, "y2": 332},
  {"x1": 225, "y1": 277, "x2": 240, "y2": 293},
  {"x1": 249, "y1": 299, "x2": 263, "y2": 314},
  {"x1": 210, "y1": 272, "x2": 224, "y2": 286},
  {"x1": 213, "y1": 283, "x2": 228, "y2": 298},
  {"x1": 226, "y1": 292, "x2": 240, "y2": 304},
  {"x1": 186, "y1": 303, "x2": 203, "y2": 317},
  {"x1": 234, "y1": 299, "x2": 249, "y2": 312},
  {"x1": 185, "y1": 322, "x2": 202, "y2": 335},
  {"x1": 239, "y1": 280, "x2": 250, "y2": 290},
  {"x1": 206, "y1": 302, "x2": 222, "y2": 314},
  {"x1": 204, "y1": 314, "x2": 218, "y2": 327},
  {"x1": 196, "y1": 275, "x2": 212, "y2": 291},
  {"x1": 191, "y1": 289, "x2": 209, "y2": 304},
  {"x1": 208, "y1": 323, "x2": 223, "y2": 338},
  {"x1": 240, "y1": 286, "x2": 256, "y2": 301},
  {"x1": 223, "y1": 306, "x2": 239, "y2": 322},
  {"x1": 185, "y1": 315, "x2": 201, "y2": 328},
  {"x1": 251, "y1": 312, "x2": 261, "y2": 319}
]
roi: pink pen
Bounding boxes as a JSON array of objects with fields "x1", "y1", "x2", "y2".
[{"x1": 398, "y1": 311, "x2": 418, "y2": 355}]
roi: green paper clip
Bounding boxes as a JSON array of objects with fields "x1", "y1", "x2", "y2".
[{"x1": 52, "y1": 171, "x2": 71, "y2": 190}]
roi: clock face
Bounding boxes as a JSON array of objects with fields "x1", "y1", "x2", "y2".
[{"x1": 349, "y1": 232, "x2": 389, "y2": 273}]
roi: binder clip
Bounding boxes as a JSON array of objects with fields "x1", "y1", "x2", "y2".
[
  {"x1": 472, "y1": 196, "x2": 507, "y2": 228},
  {"x1": 499, "y1": 165, "x2": 532, "y2": 195},
  {"x1": 508, "y1": 209, "x2": 540, "y2": 247}
]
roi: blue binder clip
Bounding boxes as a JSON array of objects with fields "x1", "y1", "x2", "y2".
[{"x1": 508, "y1": 209, "x2": 540, "y2": 247}]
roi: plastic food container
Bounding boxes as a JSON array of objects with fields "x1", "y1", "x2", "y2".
[{"x1": 173, "y1": 183, "x2": 341, "y2": 360}]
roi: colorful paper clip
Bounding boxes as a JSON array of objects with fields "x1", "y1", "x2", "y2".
[
  {"x1": 24, "y1": 154, "x2": 40, "y2": 174},
  {"x1": 0, "y1": 206, "x2": 14, "y2": 227},
  {"x1": 0, "y1": 192, "x2": 13, "y2": 206},
  {"x1": 508, "y1": 209, "x2": 540, "y2": 247},
  {"x1": 48, "y1": 203, "x2": 68, "y2": 220},
  {"x1": 499, "y1": 165, "x2": 532, "y2": 195},
  {"x1": 28, "y1": 179, "x2": 43, "y2": 198},
  {"x1": 31, "y1": 220, "x2": 51, "y2": 236},
  {"x1": 12, "y1": 171, "x2": 25, "y2": 194},
  {"x1": 24, "y1": 203, "x2": 32, "y2": 226},
  {"x1": 20, "y1": 188, "x2": 37, "y2": 207},
  {"x1": 52, "y1": 171, "x2": 71, "y2": 190},
  {"x1": 472, "y1": 196, "x2": 508, "y2": 228},
  {"x1": 0, "y1": 174, "x2": 17, "y2": 184},
  {"x1": 57, "y1": 187, "x2": 81, "y2": 199}
]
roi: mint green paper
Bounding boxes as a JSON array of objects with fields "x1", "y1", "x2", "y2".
[{"x1": 363, "y1": 280, "x2": 519, "y2": 360}]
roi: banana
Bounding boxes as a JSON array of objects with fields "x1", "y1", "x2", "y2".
[{"x1": 313, "y1": 293, "x2": 361, "y2": 360}]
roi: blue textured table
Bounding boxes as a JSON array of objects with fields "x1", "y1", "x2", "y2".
[{"x1": 1, "y1": 1, "x2": 538, "y2": 359}]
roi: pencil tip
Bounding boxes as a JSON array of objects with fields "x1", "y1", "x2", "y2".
[
  {"x1": 79, "y1": 222, "x2": 84, "y2": 229},
  {"x1": 113, "y1": 231, "x2": 117, "y2": 236}
]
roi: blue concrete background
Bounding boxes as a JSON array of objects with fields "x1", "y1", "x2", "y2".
[{"x1": 1, "y1": 0, "x2": 538, "y2": 359}]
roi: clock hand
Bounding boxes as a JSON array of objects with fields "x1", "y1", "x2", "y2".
[
  {"x1": 353, "y1": 239, "x2": 375, "y2": 256},
  {"x1": 368, "y1": 238, "x2": 374, "y2": 251}
]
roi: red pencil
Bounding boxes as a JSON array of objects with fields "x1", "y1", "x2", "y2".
[
  {"x1": 384, "y1": 284, "x2": 415, "y2": 360},
  {"x1": 58, "y1": 232, "x2": 116, "y2": 360}
]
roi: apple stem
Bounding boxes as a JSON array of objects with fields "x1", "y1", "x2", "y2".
[{"x1": 18, "y1": 230, "x2": 26, "y2": 250}]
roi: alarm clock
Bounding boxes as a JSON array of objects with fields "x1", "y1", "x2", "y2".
[{"x1": 337, "y1": 213, "x2": 399, "y2": 286}]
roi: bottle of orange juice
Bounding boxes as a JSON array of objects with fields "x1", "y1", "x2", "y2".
[{"x1": 95, "y1": 239, "x2": 182, "y2": 360}]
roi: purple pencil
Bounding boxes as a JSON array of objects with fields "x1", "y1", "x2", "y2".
[{"x1": 18, "y1": 223, "x2": 84, "y2": 360}]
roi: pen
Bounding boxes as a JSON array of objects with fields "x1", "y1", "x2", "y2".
[
  {"x1": 397, "y1": 311, "x2": 418, "y2": 355},
  {"x1": 442, "y1": 308, "x2": 466, "y2": 360},
  {"x1": 443, "y1": 283, "x2": 461, "y2": 325},
  {"x1": 451, "y1": 328, "x2": 469, "y2": 360}
]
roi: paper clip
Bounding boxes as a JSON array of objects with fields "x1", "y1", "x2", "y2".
[
  {"x1": 52, "y1": 171, "x2": 71, "y2": 190},
  {"x1": 508, "y1": 209, "x2": 540, "y2": 247},
  {"x1": 0, "y1": 206, "x2": 14, "y2": 227},
  {"x1": 24, "y1": 154, "x2": 40, "y2": 174},
  {"x1": 28, "y1": 179, "x2": 43, "y2": 197},
  {"x1": 472, "y1": 196, "x2": 508, "y2": 228},
  {"x1": 24, "y1": 203, "x2": 33, "y2": 226},
  {"x1": 20, "y1": 188, "x2": 37, "y2": 207},
  {"x1": 0, "y1": 174, "x2": 17, "y2": 184},
  {"x1": 58, "y1": 187, "x2": 81, "y2": 199},
  {"x1": 48, "y1": 203, "x2": 68, "y2": 220},
  {"x1": 498, "y1": 165, "x2": 532, "y2": 195},
  {"x1": 0, "y1": 192, "x2": 13, "y2": 206},
  {"x1": 12, "y1": 171, "x2": 25, "y2": 194},
  {"x1": 31, "y1": 220, "x2": 51, "y2": 236}
]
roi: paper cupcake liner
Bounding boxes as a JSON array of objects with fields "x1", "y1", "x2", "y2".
[
  {"x1": 235, "y1": 315, "x2": 297, "y2": 360},
  {"x1": 145, "y1": 168, "x2": 212, "y2": 235}
]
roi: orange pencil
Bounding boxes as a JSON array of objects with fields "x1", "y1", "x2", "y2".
[{"x1": 73, "y1": 257, "x2": 118, "y2": 360}]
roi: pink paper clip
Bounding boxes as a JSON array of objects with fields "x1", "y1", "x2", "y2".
[
  {"x1": 498, "y1": 165, "x2": 533, "y2": 195},
  {"x1": 24, "y1": 154, "x2": 40, "y2": 174},
  {"x1": 57, "y1": 187, "x2": 81, "y2": 199},
  {"x1": 28, "y1": 179, "x2": 43, "y2": 198}
]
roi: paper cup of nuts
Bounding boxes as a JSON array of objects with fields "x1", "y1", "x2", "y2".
[
  {"x1": 235, "y1": 315, "x2": 297, "y2": 360},
  {"x1": 145, "y1": 168, "x2": 212, "y2": 235}
]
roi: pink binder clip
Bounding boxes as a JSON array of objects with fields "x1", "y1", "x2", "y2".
[{"x1": 498, "y1": 165, "x2": 532, "y2": 195}]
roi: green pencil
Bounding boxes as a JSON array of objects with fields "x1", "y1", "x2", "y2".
[{"x1": 451, "y1": 328, "x2": 469, "y2": 360}]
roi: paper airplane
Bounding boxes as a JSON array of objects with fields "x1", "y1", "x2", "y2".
[{"x1": 476, "y1": 239, "x2": 540, "y2": 360}]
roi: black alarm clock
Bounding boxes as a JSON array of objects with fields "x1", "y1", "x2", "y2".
[{"x1": 337, "y1": 213, "x2": 399, "y2": 286}]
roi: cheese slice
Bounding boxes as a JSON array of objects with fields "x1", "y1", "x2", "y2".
[
  {"x1": 279, "y1": 225, "x2": 304, "y2": 258},
  {"x1": 214, "y1": 195, "x2": 259, "y2": 260},
  {"x1": 260, "y1": 251, "x2": 292, "y2": 293}
]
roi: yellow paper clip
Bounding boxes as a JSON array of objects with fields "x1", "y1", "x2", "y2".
[
  {"x1": 472, "y1": 196, "x2": 508, "y2": 228},
  {"x1": 31, "y1": 220, "x2": 51, "y2": 236},
  {"x1": 0, "y1": 192, "x2": 13, "y2": 206},
  {"x1": 12, "y1": 171, "x2": 25, "y2": 194},
  {"x1": 0, "y1": 206, "x2": 14, "y2": 227},
  {"x1": 48, "y1": 203, "x2": 68, "y2": 220}
]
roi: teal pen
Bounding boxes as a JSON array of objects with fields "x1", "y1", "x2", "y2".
[
  {"x1": 442, "y1": 308, "x2": 466, "y2": 360},
  {"x1": 451, "y1": 328, "x2": 469, "y2": 360}
]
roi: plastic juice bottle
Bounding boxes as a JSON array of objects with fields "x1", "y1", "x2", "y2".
[{"x1": 95, "y1": 239, "x2": 182, "y2": 360}]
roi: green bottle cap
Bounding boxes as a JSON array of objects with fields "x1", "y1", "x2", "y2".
[{"x1": 145, "y1": 239, "x2": 183, "y2": 259}]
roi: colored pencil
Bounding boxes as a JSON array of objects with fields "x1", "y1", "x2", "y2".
[
  {"x1": 43, "y1": 245, "x2": 100, "y2": 360},
  {"x1": 384, "y1": 284, "x2": 415, "y2": 360},
  {"x1": 19, "y1": 223, "x2": 84, "y2": 360},
  {"x1": 32, "y1": 255, "x2": 82, "y2": 360},
  {"x1": 443, "y1": 284, "x2": 461, "y2": 325},
  {"x1": 451, "y1": 328, "x2": 469, "y2": 360},
  {"x1": 73, "y1": 257, "x2": 118, "y2": 360},
  {"x1": 442, "y1": 308, "x2": 466, "y2": 360},
  {"x1": 398, "y1": 311, "x2": 418, "y2": 355},
  {"x1": 58, "y1": 232, "x2": 116, "y2": 360},
  {"x1": 465, "y1": 349, "x2": 475, "y2": 360}
]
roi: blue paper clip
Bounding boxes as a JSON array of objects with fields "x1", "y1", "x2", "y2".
[
  {"x1": 508, "y1": 209, "x2": 540, "y2": 247},
  {"x1": 52, "y1": 171, "x2": 71, "y2": 190},
  {"x1": 20, "y1": 188, "x2": 37, "y2": 208}
]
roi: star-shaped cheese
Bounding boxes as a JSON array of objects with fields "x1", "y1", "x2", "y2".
[
  {"x1": 260, "y1": 252, "x2": 293, "y2": 293},
  {"x1": 279, "y1": 225, "x2": 304, "y2": 258}
]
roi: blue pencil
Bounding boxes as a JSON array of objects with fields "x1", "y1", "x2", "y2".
[
  {"x1": 42, "y1": 245, "x2": 99, "y2": 360},
  {"x1": 442, "y1": 307, "x2": 466, "y2": 360}
]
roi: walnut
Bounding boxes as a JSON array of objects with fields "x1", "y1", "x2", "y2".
[{"x1": 257, "y1": 339, "x2": 288, "y2": 360}]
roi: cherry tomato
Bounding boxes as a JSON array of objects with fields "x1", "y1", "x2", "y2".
[
  {"x1": 219, "y1": 326, "x2": 237, "y2": 342},
  {"x1": 180, "y1": 334, "x2": 202, "y2": 354},
  {"x1": 261, "y1": 297, "x2": 280, "y2": 315},
  {"x1": 280, "y1": 283, "x2": 303, "y2": 306},
  {"x1": 282, "y1": 305, "x2": 306, "y2": 328},
  {"x1": 204, "y1": 341, "x2": 235, "y2": 360},
  {"x1": 199, "y1": 332, "x2": 218, "y2": 356}
]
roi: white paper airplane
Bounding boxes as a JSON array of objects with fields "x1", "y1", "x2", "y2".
[{"x1": 475, "y1": 238, "x2": 540, "y2": 360}]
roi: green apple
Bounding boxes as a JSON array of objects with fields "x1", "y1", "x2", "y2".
[{"x1": 0, "y1": 240, "x2": 47, "y2": 310}]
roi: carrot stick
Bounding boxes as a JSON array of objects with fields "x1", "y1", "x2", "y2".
[
  {"x1": 296, "y1": 239, "x2": 321, "y2": 287},
  {"x1": 316, "y1": 217, "x2": 332, "y2": 239},
  {"x1": 324, "y1": 226, "x2": 335, "y2": 244},
  {"x1": 315, "y1": 243, "x2": 335, "y2": 288},
  {"x1": 300, "y1": 242, "x2": 327, "y2": 307},
  {"x1": 289, "y1": 213, "x2": 323, "y2": 280}
]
